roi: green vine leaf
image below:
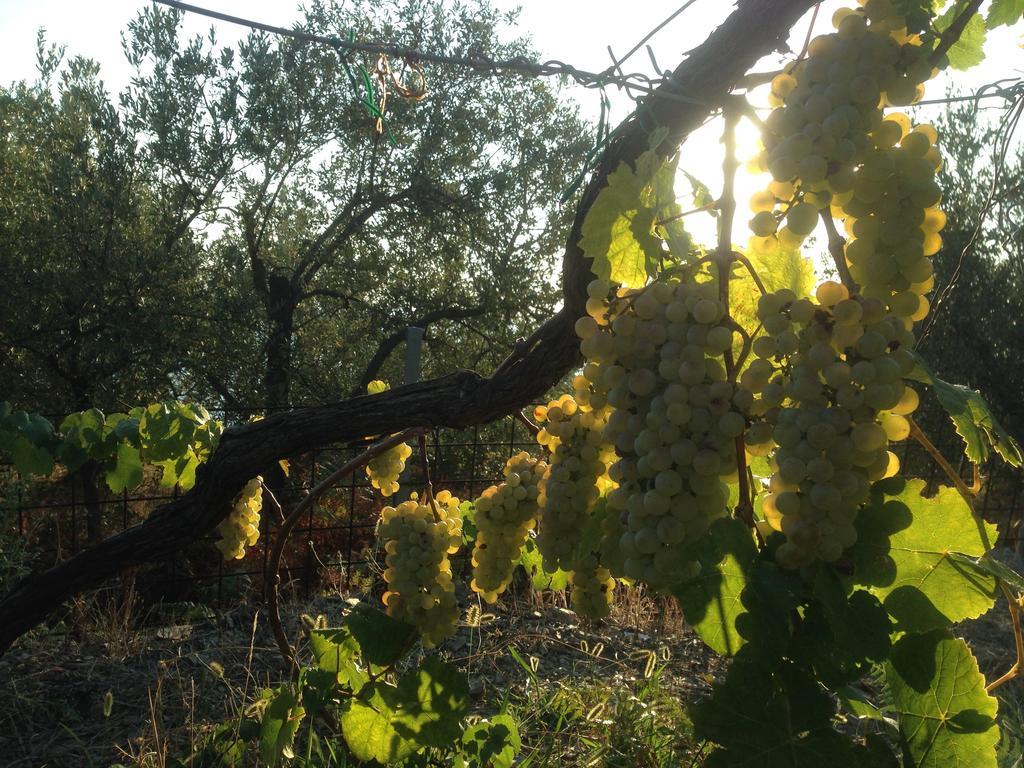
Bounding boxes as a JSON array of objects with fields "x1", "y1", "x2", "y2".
[
  {"x1": 696, "y1": 660, "x2": 861, "y2": 767},
  {"x1": 518, "y1": 538, "x2": 569, "y2": 590},
  {"x1": 893, "y1": 0, "x2": 941, "y2": 32},
  {"x1": 673, "y1": 518, "x2": 758, "y2": 656},
  {"x1": 458, "y1": 714, "x2": 521, "y2": 768},
  {"x1": 731, "y1": 242, "x2": 814, "y2": 357},
  {"x1": 105, "y1": 442, "x2": 144, "y2": 493},
  {"x1": 579, "y1": 146, "x2": 679, "y2": 288},
  {"x1": 850, "y1": 478, "x2": 998, "y2": 633},
  {"x1": 948, "y1": 551, "x2": 1024, "y2": 595},
  {"x1": 986, "y1": 0, "x2": 1024, "y2": 28},
  {"x1": 259, "y1": 687, "x2": 306, "y2": 766},
  {"x1": 344, "y1": 602, "x2": 416, "y2": 667},
  {"x1": 885, "y1": 630, "x2": 999, "y2": 768},
  {"x1": 935, "y1": 4, "x2": 988, "y2": 70},
  {"x1": 384, "y1": 656, "x2": 471, "y2": 749},
  {"x1": 308, "y1": 627, "x2": 369, "y2": 692},
  {"x1": 908, "y1": 354, "x2": 1023, "y2": 467},
  {"x1": 341, "y1": 693, "x2": 417, "y2": 764}
]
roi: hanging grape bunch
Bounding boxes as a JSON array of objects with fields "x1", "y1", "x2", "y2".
[
  {"x1": 378, "y1": 491, "x2": 463, "y2": 647},
  {"x1": 470, "y1": 451, "x2": 549, "y2": 603},
  {"x1": 215, "y1": 476, "x2": 264, "y2": 560},
  {"x1": 740, "y1": 0, "x2": 943, "y2": 568},
  {"x1": 363, "y1": 380, "x2": 414, "y2": 496}
]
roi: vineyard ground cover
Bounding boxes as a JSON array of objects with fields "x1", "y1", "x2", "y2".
[{"x1": 0, "y1": 585, "x2": 720, "y2": 767}]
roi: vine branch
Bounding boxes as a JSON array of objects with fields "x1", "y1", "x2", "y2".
[
  {"x1": 820, "y1": 211, "x2": 857, "y2": 291},
  {"x1": 908, "y1": 417, "x2": 975, "y2": 507},
  {"x1": 985, "y1": 581, "x2": 1024, "y2": 693},
  {"x1": 716, "y1": 101, "x2": 755, "y2": 533},
  {"x1": 929, "y1": 0, "x2": 985, "y2": 67}
]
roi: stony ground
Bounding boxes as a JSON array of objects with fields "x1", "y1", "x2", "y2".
[
  {"x1": 0, "y1": 583, "x2": 719, "y2": 767},
  {"x1": 1, "y1": 550, "x2": 1021, "y2": 768}
]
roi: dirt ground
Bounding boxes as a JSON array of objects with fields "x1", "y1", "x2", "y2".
[{"x1": 0, "y1": 555, "x2": 1019, "y2": 768}]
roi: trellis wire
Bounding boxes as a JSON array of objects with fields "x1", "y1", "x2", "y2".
[{"x1": 152, "y1": 0, "x2": 706, "y2": 106}]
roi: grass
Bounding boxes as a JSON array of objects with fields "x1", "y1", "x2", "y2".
[
  {"x1": 502, "y1": 656, "x2": 699, "y2": 768},
  {"x1": 998, "y1": 684, "x2": 1024, "y2": 768}
]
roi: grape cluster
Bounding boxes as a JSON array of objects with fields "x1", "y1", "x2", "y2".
[
  {"x1": 363, "y1": 380, "x2": 413, "y2": 497},
  {"x1": 215, "y1": 477, "x2": 263, "y2": 560},
  {"x1": 569, "y1": 553, "x2": 616, "y2": 620},
  {"x1": 749, "y1": 0, "x2": 935, "y2": 255},
  {"x1": 378, "y1": 493, "x2": 463, "y2": 647},
  {"x1": 534, "y1": 393, "x2": 615, "y2": 573},
  {"x1": 743, "y1": 283, "x2": 918, "y2": 567},
  {"x1": 838, "y1": 116, "x2": 944, "y2": 319},
  {"x1": 576, "y1": 276, "x2": 747, "y2": 590},
  {"x1": 470, "y1": 451, "x2": 548, "y2": 603}
]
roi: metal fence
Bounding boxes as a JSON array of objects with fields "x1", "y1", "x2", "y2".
[
  {"x1": 0, "y1": 411, "x2": 540, "y2": 604},
  {"x1": 1, "y1": 398, "x2": 1021, "y2": 606}
]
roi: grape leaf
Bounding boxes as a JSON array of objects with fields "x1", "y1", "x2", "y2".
[
  {"x1": 885, "y1": 630, "x2": 999, "y2": 768},
  {"x1": 458, "y1": 714, "x2": 521, "y2": 768},
  {"x1": 696, "y1": 660, "x2": 861, "y2": 767},
  {"x1": 948, "y1": 551, "x2": 1024, "y2": 595},
  {"x1": 155, "y1": 450, "x2": 202, "y2": 491},
  {"x1": 909, "y1": 354, "x2": 1023, "y2": 467},
  {"x1": 344, "y1": 602, "x2": 415, "y2": 666},
  {"x1": 850, "y1": 478, "x2": 998, "y2": 632},
  {"x1": 105, "y1": 442, "x2": 144, "y2": 493},
  {"x1": 732, "y1": 241, "x2": 814, "y2": 356},
  {"x1": 259, "y1": 687, "x2": 305, "y2": 766},
  {"x1": 894, "y1": 0, "x2": 941, "y2": 32},
  {"x1": 384, "y1": 656, "x2": 470, "y2": 748},
  {"x1": 796, "y1": 572, "x2": 891, "y2": 686},
  {"x1": 309, "y1": 627, "x2": 369, "y2": 691},
  {"x1": 579, "y1": 146, "x2": 679, "y2": 288},
  {"x1": 986, "y1": 0, "x2": 1024, "y2": 28},
  {"x1": 935, "y1": 4, "x2": 988, "y2": 70},
  {"x1": 9, "y1": 435, "x2": 54, "y2": 476},
  {"x1": 139, "y1": 403, "x2": 197, "y2": 462},
  {"x1": 518, "y1": 538, "x2": 569, "y2": 590},
  {"x1": 673, "y1": 518, "x2": 758, "y2": 655},
  {"x1": 341, "y1": 696, "x2": 417, "y2": 764}
]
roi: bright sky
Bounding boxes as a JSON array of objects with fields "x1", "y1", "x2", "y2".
[{"x1": 0, "y1": 0, "x2": 1020, "y2": 260}]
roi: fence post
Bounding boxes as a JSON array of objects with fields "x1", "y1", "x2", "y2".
[{"x1": 395, "y1": 327, "x2": 424, "y2": 504}]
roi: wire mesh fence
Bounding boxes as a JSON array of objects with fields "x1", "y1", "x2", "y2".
[{"x1": 1, "y1": 397, "x2": 1021, "y2": 608}]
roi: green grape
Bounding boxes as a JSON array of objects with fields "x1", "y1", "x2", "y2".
[
  {"x1": 750, "y1": 211, "x2": 779, "y2": 237},
  {"x1": 786, "y1": 202, "x2": 820, "y2": 236},
  {"x1": 470, "y1": 452, "x2": 549, "y2": 603},
  {"x1": 379, "y1": 493, "x2": 462, "y2": 647},
  {"x1": 364, "y1": 380, "x2": 414, "y2": 496},
  {"x1": 535, "y1": 394, "x2": 615, "y2": 573},
  {"x1": 569, "y1": 554, "x2": 616, "y2": 620},
  {"x1": 576, "y1": 277, "x2": 744, "y2": 590},
  {"x1": 215, "y1": 476, "x2": 263, "y2": 560}
]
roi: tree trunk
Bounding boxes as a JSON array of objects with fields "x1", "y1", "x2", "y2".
[{"x1": 263, "y1": 273, "x2": 299, "y2": 413}]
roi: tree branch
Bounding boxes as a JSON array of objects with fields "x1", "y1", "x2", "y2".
[
  {"x1": 352, "y1": 304, "x2": 490, "y2": 396},
  {"x1": 0, "y1": 0, "x2": 819, "y2": 655}
]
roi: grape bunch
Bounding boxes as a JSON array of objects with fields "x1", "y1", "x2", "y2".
[
  {"x1": 748, "y1": 0, "x2": 936, "y2": 255},
  {"x1": 743, "y1": 283, "x2": 919, "y2": 567},
  {"x1": 378, "y1": 493, "x2": 463, "y2": 647},
  {"x1": 534, "y1": 393, "x2": 615, "y2": 573},
  {"x1": 215, "y1": 476, "x2": 263, "y2": 560},
  {"x1": 569, "y1": 553, "x2": 616, "y2": 620},
  {"x1": 470, "y1": 451, "x2": 549, "y2": 603},
  {"x1": 575, "y1": 276, "x2": 747, "y2": 590},
  {"x1": 838, "y1": 115, "x2": 944, "y2": 319},
  {"x1": 363, "y1": 380, "x2": 413, "y2": 497}
]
